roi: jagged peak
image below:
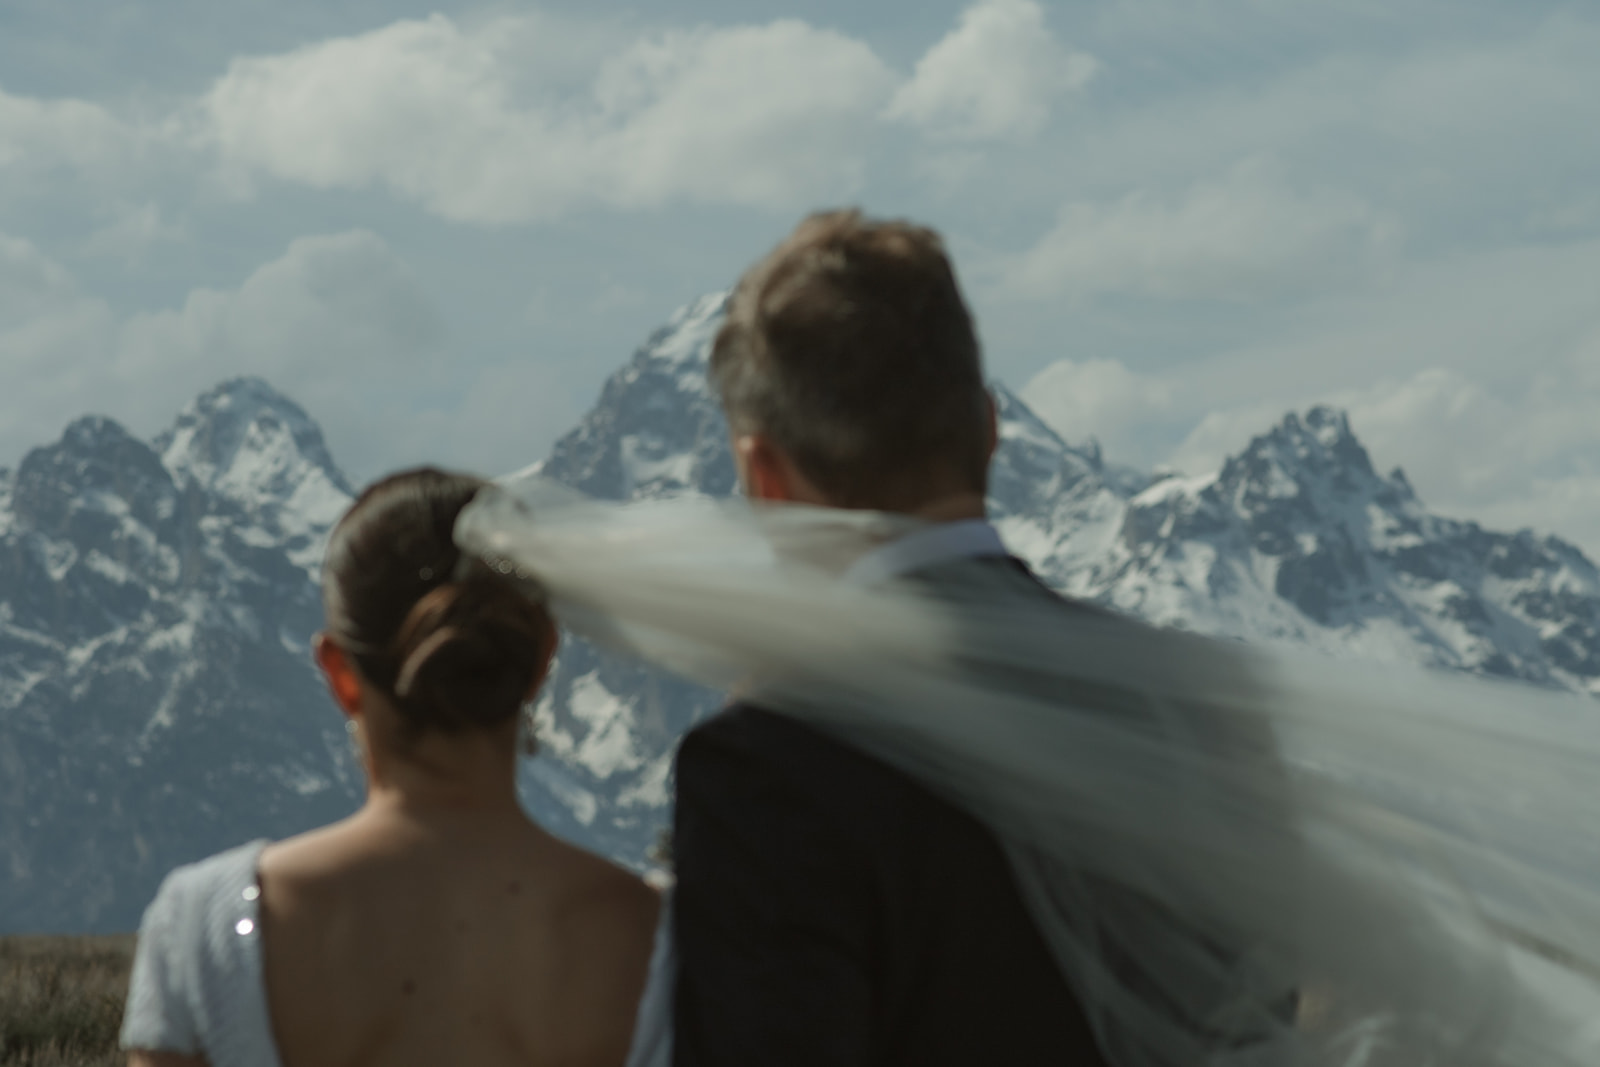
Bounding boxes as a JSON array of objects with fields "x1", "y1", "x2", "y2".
[
  {"x1": 1266, "y1": 405, "x2": 1357, "y2": 451},
  {"x1": 157, "y1": 377, "x2": 351, "y2": 499},
  {"x1": 1302, "y1": 404, "x2": 1352, "y2": 445},
  {"x1": 1387, "y1": 466, "x2": 1418, "y2": 501},
  {"x1": 57, "y1": 414, "x2": 144, "y2": 452},
  {"x1": 167, "y1": 377, "x2": 320, "y2": 438},
  {"x1": 992, "y1": 383, "x2": 1095, "y2": 460},
  {"x1": 17, "y1": 414, "x2": 165, "y2": 484},
  {"x1": 638, "y1": 291, "x2": 728, "y2": 368},
  {"x1": 1230, "y1": 405, "x2": 1378, "y2": 486},
  {"x1": 8, "y1": 413, "x2": 174, "y2": 532}
]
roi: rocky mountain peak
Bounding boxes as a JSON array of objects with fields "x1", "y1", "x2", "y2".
[
  {"x1": 156, "y1": 377, "x2": 351, "y2": 573},
  {"x1": 1302, "y1": 403, "x2": 1356, "y2": 445},
  {"x1": 540, "y1": 293, "x2": 735, "y2": 501},
  {"x1": 643, "y1": 291, "x2": 728, "y2": 368},
  {"x1": 1198, "y1": 407, "x2": 1425, "y2": 576},
  {"x1": 0, "y1": 383, "x2": 358, "y2": 933},
  {"x1": 1221, "y1": 406, "x2": 1379, "y2": 504},
  {"x1": 159, "y1": 377, "x2": 349, "y2": 498},
  {"x1": 10, "y1": 415, "x2": 179, "y2": 539},
  {"x1": 9, "y1": 296, "x2": 1600, "y2": 937},
  {"x1": 1107, "y1": 408, "x2": 1425, "y2": 631},
  {"x1": 988, "y1": 384, "x2": 1133, "y2": 522}
]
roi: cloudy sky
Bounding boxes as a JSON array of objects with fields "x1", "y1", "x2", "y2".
[{"x1": 3, "y1": 0, "x2": 1599, "y2": 552}]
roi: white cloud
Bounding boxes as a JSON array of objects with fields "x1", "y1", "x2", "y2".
[
  {"x1": 1329, "y1": 359, "x2": 1600, "y2": 538},
  {"x1": 1162, "y1": 338, "x2": 1600, "y2": 554},
  {"x1": 0, "y1": 90, "x2": 140, "y2": 177},
  {"x1": 0, "y1": 228, "x2": 609, "y2": 483},
  {"x1": 1001, "y1": 159, "x2": 1393, "y2": 301},
  {"x1": 119, "y1": 231, "x2": 437, "y2": 383},
  {"x1": 1164, "y1": 369, "x2": 1509, "y2": 489},
  {"x1": 204, "y1": 14, "x2": 896, "y2": 223},
  {"x1": 80, "y1": 203, "x2": 186, "y2": 261},
  {"x1": 0, "y1": 87, "x2": 193, "y2": 219},
  {"x1": 0, "y1": 234, "x2": 79, "y2": 321},
  {"x1": 0, "y1": 231, "x2": 450, "y2": 479},
  {"x1": 593, "y1": 23, "x2": 895, "y2": 208},
  {"x1": 116, "y1": 231, "x2": 450, "y2": 476},
  {"x1": 1047, "y1": 13, "x2": 1600, "y2": 249},
  {"x1": 5, "y1": 1, "x2": 1600, "y2": 560},
  {"x1": 0, "y1": 235, "x2": 119, "y2": 456},
  {"x1": 886, "y1": 0, "x2": 1095, "y2": 141},
  {"x1": 1020, "y1": 358, "x2": 1178, "y2": 460},
  {"x1": 1008, "y1": 230, "x2": 1600, "y2": 556}
]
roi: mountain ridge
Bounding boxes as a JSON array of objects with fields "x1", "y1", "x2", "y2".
[
  {"x1": 0, "y1": 379, "x2": 358, "y2": 932},
  {"x1": 4, "y1": 298, "x2": 1599, "y2": 932},
  {"x1": 511, "y1": 295, "x2": 1600, "y2": 872}
]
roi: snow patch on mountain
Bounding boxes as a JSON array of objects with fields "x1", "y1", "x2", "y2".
[
  {"x1": 1071, "y1": 406, "x2": 1600, "y2": 693},
  {"x1": 521, "y1": 295, "x2": 1600, "y2": 872},
  {"x1": 159, "y1": 378, "x2": 353, "y2": 575},
  {"x1": 541, "y1": 292, "x2": 734, "y2": 501},
  {"x1": 0, "y1": 381, "x2": 357, "y2": 933},
  {"x1": 8, "y1": 292, "x2": 1600, "y2": 932}
]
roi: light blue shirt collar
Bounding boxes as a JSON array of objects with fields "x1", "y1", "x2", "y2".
[{"x1": 842, "y1": 519, "x2": 1009, "y2": 586}]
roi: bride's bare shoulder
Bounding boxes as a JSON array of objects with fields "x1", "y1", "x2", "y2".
[
  {"x1": 544, "y1": 832, "x2": 661, "y2": 927},
  {"x1": 254, "y1": 814, "x2": 384, "y2": 884},
  {"x1": 258, "y1": 812, "x2": 655, "y2": 919}
]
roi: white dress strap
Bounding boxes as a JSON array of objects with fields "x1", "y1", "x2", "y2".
[
  {"x1": 624, "y1": 892, "x2": 676, "y2": 1067},
  {"x1": 121, "y1": 840, "x2": 282, "y2": 1067}
]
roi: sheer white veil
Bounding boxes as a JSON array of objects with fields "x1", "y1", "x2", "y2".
[{"x1": 458, "y1": 478, "x2": 1600, "y2": 1067}]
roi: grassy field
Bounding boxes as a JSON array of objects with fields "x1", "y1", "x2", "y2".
[{"x1": 0, "y1": 936, "x2": 133, "y2": 1066}]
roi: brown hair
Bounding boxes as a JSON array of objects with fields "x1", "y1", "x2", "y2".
[
  {"x1": 709, "y1": 209, "x2": 991, "y2": 511},
  {"x1": 322, "y1": 467, "x2": 553, "y2": 736}
]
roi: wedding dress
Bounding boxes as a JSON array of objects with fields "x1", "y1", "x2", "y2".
[
  {"x1": 456, "y1": 478, "x2": 1600, "y2": 1067},
  {"x1": 120, "y1": 841, "x2": 281, "y2": 1066},
  {"x1": 120, "y1": 839, "x2": 672, "y2": 1067}
]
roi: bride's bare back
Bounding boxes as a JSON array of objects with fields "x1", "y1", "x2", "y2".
[
  {"x1": 258, "y1": 805, "x2": 657, "y2": 1067},
  {"x1": 135, "y1": 468, "x2": 662, "y2": 1067},
  {"x1": 124, "y1": 470, "x2": 660, "y2": 1067}
]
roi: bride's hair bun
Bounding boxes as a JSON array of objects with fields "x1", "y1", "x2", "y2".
[
  {"x1": 322, "y1": 467, "x2": 553, "y2": 737},
  {"x1": 390, "y1": 576, "x2": 550, "y2": 732}
]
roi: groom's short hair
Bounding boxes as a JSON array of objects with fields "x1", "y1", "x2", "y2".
[{"x1": 710, "y1": 209, "x2": 991, "y2": 511}]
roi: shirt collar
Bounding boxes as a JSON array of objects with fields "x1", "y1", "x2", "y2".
[{"x1": 842, "y1": 519, "x2": 1009, "y2": 586}]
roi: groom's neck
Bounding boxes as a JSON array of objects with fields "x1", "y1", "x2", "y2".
[
  {"x1": 901, "y1": 490, "x2": 988, "y2": 523},
  {"x1": 756, "y1": 484, "x2": 989, "y2": 523},
  {"x1": 735, "y1": 437, "x2": 989, "y2": 522}
]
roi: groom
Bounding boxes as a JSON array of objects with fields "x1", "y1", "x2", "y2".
[{"x1": 671, "y1": 211, "x2": 1112, "y2": 1065}]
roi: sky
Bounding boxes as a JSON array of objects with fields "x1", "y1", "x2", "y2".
[{"x1": 3, "y1": 0, "x2": 1599, "y2": 554}]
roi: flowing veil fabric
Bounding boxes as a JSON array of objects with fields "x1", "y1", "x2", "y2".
[{"x1": 458, "y1": 479, "x2": 1600, "y2": 1067}]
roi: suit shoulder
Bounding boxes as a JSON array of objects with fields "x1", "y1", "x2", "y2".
[
  {"x1": 682, "y1": 705, "x2": 884, "y2": 784},
  {"x1": 683, "y1": 703, "x2": 827, "y2": 755},
  {"x1": 678, "y1": 705, "x2": 977, "y2": 842}
]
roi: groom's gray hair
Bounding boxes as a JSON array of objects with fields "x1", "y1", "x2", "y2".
[{"x1": 709, "y1": 209, "x2": 991, "y2": 511}]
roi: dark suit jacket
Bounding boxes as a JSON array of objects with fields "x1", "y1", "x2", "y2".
[{"x1": 671, "y1": 556, "x2": 1114, "y2": 1066}]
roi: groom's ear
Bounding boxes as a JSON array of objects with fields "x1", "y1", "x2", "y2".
[{"x1": 733, "y1": 434, "x2": 831, "y2": 506}]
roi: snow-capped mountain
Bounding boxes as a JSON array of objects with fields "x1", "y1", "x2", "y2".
[
  {"x1": 1060, "y1": 408, "x2": 1600, "y2": 691},
  {"x1": 515, "y1": 293, "x2": 733, "y2": 867},
  {"x1": 513, "y1": 297, "x2": 1600, "y2": 870},
  {"x1": 0, "y1": 381, "x2": 361, "y2": 933},
  {"x1": 5, "y1": 294, "x2": 1599, "y2": 932}
]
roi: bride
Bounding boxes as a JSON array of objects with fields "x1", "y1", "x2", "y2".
[{"x1": 121, "y1": 468, "x2": 660, "y2": 1067}]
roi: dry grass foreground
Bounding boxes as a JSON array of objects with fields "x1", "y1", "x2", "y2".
[{"x1": 0, "y1": 935, "x2": 133, "y2": 1066}]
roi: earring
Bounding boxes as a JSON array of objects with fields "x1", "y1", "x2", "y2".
[{"x1": 345, "y1": 718, "x2": 363, "y2": 763}]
